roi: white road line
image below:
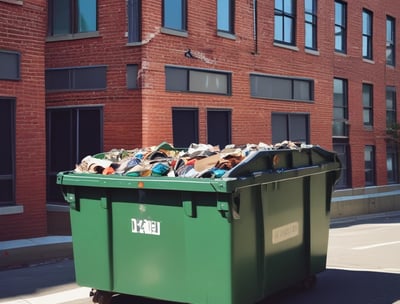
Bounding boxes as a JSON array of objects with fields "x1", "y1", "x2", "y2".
[
  {"x1": 0, "y1": 287, "x2": 90, "y2": 304},
  {"x1": 352, "y1": 240, "x2": 400, "y2": 250}
]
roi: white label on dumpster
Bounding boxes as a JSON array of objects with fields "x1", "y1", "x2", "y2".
[
  {"x1": 272, "y1": 221, "x2": 299, "y2": 244},
  {"x1": 131, "y1": 218, "x2": 160, "y2": 235}
]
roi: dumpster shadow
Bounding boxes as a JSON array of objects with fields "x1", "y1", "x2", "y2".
[
  {"x1": 109, "y1": 269, "x2": 400, "y2": 304},
  {"x1": 260, "y1": 269, "x2": 400, "y2": 304},
  {"x1": 330, "y1": 212, "x2": 400, "y2": 229},
  {"x1": 0, "y1": 258, "x2": 75, "y2": 299}
]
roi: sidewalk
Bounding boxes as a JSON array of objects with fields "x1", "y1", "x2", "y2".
[
  {"x1": 0, "y1": 236, "x2": 73, "y2": 270},
  {"x1": 1, "y1": 210, "x2": 399, "y2": 271}
]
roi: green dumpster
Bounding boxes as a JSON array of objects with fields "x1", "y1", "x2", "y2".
[{"x1": 57, "y1": 146, "x2": 341, "y2": 304}]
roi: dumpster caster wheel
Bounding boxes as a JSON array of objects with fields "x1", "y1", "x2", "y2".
[
  {"x1": 302, "y1": 275, "x2": 317, "y2": 290},
  {"x1": 90, "y1": 289, "x2": 114, "y2": 304}
]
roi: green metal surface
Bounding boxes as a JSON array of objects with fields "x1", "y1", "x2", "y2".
[{"x1": 57, "y1": 147, "x2": 341, "y2": 304}]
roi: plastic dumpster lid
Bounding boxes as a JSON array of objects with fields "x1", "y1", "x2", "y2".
[{"x1": 223, "y1": 146, "x2": 341, "y2": 178}]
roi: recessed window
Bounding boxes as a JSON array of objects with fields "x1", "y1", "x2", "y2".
[
  {"x1": 45, "y1": 66, "x2": 107, "y2": 91},
  {"x1": 128, "y1": 0, "x2": 141, "y2": 43},
  {"x1": 46, "y1": 107, "x2": 103, "y2": 202},
  {"x1": 0, "y1": 98, "x2": 15, "y2": 206},
  {"x1": 272, "y1": 113, "x2": 309, "y2": 144},
  {"x1": 386, "y1": 16, "x2": 395, "y2": 66},
  {"x1": 127, "y1": 64, "x2": 138, "y2": 89},
  {"x1": 163, "y1": 0, "x2": 186, "y2": 32},
  {"x1": 217, "y1": 0, "x2": 234, "y2": 34},
  {"x1": 304, "y1": 0, "x2": 317, "y2": 50},
  {"x1": 0, "y1": 51, "x2": 20, "y2": 80},
  {"x1": 364, "y1": 145, "x2": 376, "y2": 186},
  {"x1": 166, "y1": 66, "x2": 231, "y2": 95},
  {"x1": 386, "y1": 86, "x2": 396, "y2": 128},
  {"x1": 172, "y1": 108, "x2": 199, "y2": 148},
  {"x1": 362, "y1": 9, "x2": 373, "y2": 60},
  {"x1": 387, "y1": 143, "x2": 398, "y2": 183},
  {"x1": 48, "y1": 0, "x2": 97, "y2": 36},
  {"x1": 207, "y1": 109, "x2": 232, "y2": 148},
  {"x1": 333, "y1": 78, "x2": 349, "y2": 137},
  {"x1": 334, "y1": 1, "x2": 346, "y2": 53},
  {"x1": 274, "y1": 0, "x2": 296, "y2": 45},
  {"x1": 250, "y1": 74, "x2": 313, "y2": 101},
  {"x1": 362, "y1": 83, "x2": 373, "y2": 127}
]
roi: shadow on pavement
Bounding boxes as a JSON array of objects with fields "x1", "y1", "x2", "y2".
[
  {"x1": 0, "y1": 258, "x2": 75, "y2": 299},
  {"x1": 109, "y1": 269, "x2": 400, "y2": 304}
]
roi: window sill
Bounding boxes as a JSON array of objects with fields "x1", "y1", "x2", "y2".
[
  {"x1": 161, "y1": 27, "x2": 188, "y2": 38},
  {"x1": 0, "y1": 0, "x2": 23, "y2": 5},
  {"x1": 364, "y1": 125, "x2": 373, "y2": 131},
  {"x1": 363, "y1": 58, "x2": 375, "y2": 64},
  {"x1": 305, "y1": 48, "x2": 320, "y2": 56},
  {"x1": 46, "y1": 31, "x2": 100, "y2": 42},
  {"x1": 47, "y1": 204, "x2": 69, "y2": 212},
  {"x1": 273, "y1": 42, "x2": 299, "y2": 52},
  {"x1": 0, "y1": 205, "x2": 23, "y2": 215},
  {"x1": 217, "y1": 31, "x2": 236, "y2": 40}
]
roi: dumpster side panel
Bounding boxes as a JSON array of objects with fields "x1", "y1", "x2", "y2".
[
  {"x1": 231, "y1": 188, "x2": 265, "y2": 304},
  {"x1": 309, "y1": 173, "x2": 333, "y2": 273},
  {"x1": 69, "y1": 187, "x2": 113, "y2": 291},
  {"x1": 262, "y1": 179, "x2": 307, "y2": 296}
]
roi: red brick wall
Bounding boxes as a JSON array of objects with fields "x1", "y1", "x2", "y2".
[
  {"x1": 0, "y1": 0, "x2": 47, "y2": 240},
  {"x1": 334, "y1": 0, "x2": 400, "y2": 188}
]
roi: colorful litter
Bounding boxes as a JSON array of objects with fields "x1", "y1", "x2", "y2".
[{"x1": 74, "y1": 141, "x2": 312, "y2": 178}]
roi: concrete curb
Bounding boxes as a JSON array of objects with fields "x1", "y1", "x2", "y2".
[{"x1": 0, "y1": 236, "x2": 73, "y2": 270}]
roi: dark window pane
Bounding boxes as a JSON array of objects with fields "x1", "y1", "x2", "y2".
[
  {"x1": 172, "y1": 108, "x2": 198, "y2": 148},
  {"x1": 78, "y1": 108, "x2": 102, "y2": 159},
  {"x1": 166, "y1": 67, "x2": 188, "y2": 91},
  {"x1": 45, "y1": 69, "x2": 70, "y2": 91},
  {"x1": 289, "y1": 114, "x2": 308, "y2": 143},
  {"x1": 127, "y1": 64, "x2": 138, "y2": 89},
  {"x1": 53, "y1": 0, "x2": 71, "y2": 35},
  {"x1": 0, "y1": 180, "x2": 13, "y2": 203},
  {"x1": 272, "y1": 114, "x2": 288, "y2": 143},
  {"x1": 207, "y1": 110, "x2": 231, "y2": 148},
  {"x1": 0, "y1": 100, "x2": 14, "y2": 175},
  {"x1": 0, "y1": 51, "x2": 20, "y2": 80},
  {"x1": 73, "y1": 66, "x2": 106, "y2": 90},
  {"x1": 294, "y1": 80, "x2": 311, "y2": 100},
  {"x1": 128, "y1": 0, "x2": 141, "y2": 43}
]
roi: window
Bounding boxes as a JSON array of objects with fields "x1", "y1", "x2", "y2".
[
  {"x1": 45, "y1": 66, "x2": 107, "y2": 91},
  {"x1": 304, "y1": 0, "x2": 317, "y2": 50},
  {"x1": 333, "y1": 78, "x2": 348, "y2": 137},
  {"x1": 250, "y1": 74, "x2": 313, "y2": 101},
  {"x1": 217, "y1": 0, "x2": 234, "y2": 34},
  {"x1": 166, "y1": 66, "x2": 231, "y2": 95},
  {"x1": 207, "y1": 109, "x2": 232, "y2": 148},
  {"x1": 386, "y1": 16, "x2": 395, "y2": 66},
  {"x1": 364, "y1": 145, "x2": 375, "y2": 186},
  {"x1": 362, "y1": 84, "x2": 373, "y2": 127},
  {"x1": 362, "y1": 9, "x2": 373, "y2": 60},
  {"x1": 48, "y1": 0, "x2": 97, "y2": 36},
  {"x1": 0, "y1": 99, "x2": 15, "y2": 206},
  {"x1": 272, "y1": 113, "x2": 309, "y2": 144},
  {"x1": 163, "y1": 0, "x2": 186, "y2": 32},
  {"x1": 387, "y1": 144, "x2": 398, "y2": 184},
  {"x1": 127, "y1": 64, "x2": 138, "y2": 89},
  {"x1": 128, "y1": 0, "x2": 141, "y2": 43},
  {"x1": 0, "y1": 51, "x2": 20, "y2": 80},
  {"x1": 386, "y1": 86, "x2": 397, "y2": 128},
  {"x1": 172, "y1": 108, "x2": 199, "y2": 148},
  {"x1": 333, "y1": 143, "x2": 350, "y2": 189},
  {"x1": 46, "y1": 107, "x2": 103, "y2": 202},
  {"x1": 334, "y1": 1, "x2": 346, "y2": 53},
  {"x1": 274, "y1": 0, "x2": 296, "y2": 45}
]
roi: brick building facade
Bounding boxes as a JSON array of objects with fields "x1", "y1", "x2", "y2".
[{"x1": 1, "y1": 0, "x2": 400, "y2": 241}]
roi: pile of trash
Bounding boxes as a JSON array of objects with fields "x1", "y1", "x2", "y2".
[{"x1": 74, "y1": 141, "x2": 309, "y2": 178}]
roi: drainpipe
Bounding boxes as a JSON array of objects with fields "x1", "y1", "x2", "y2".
[{"x1": 253, "y1": 0, "x2": 258, "y2": 54}]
